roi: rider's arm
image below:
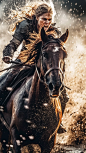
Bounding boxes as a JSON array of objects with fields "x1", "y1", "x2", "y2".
[
  {"x1": 3, "y1": 38, "x2": 21, "y2": 60},
  {"x1": 3, "y1": 19, "x2": 30, "y2": 63}
]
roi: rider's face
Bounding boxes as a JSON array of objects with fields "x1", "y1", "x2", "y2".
[{"x1": 37, "y1": 13, "x2": 52, "y2": 32}]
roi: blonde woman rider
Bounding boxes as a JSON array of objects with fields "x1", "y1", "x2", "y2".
[{"x1": 0, "y1": 2, "x2": 69, "y2": 133}]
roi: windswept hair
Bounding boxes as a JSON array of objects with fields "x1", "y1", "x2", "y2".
[
  {"x1": 8, "y1": 0, "x2": 55, "y2": 33},
  {"x1": 17, "y1": 30, "x2": 57, "y2": 65},
  {"x1": 17, "y1": 32, "x2": 42, "y2": 65}
]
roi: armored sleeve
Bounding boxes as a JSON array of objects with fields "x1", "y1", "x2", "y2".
[{"x1": 3, "y1": 20, "x2": 30, "y2": 58}]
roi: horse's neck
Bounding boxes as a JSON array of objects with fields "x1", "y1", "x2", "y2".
[{"x1": 29, "y1": 70, "x2": 50, "y2": 104}]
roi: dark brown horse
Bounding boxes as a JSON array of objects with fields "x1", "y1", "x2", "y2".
[{"x1": 0, "y1": 28, "x2": 69, "y2": 153}]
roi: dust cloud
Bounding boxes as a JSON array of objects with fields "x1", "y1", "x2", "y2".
[
  {"x1": 55, "y1": 5, "x2": 86, "y2": 148},
  {"x1": 0, "y1": 1, "x2": 12, "y2": 70}
]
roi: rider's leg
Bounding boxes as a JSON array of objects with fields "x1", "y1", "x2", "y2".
[
  {"x1": 0, "y1": 71, "x2": 9, "y2": 82},
  {"x1": 0, "y1": 67, "x2": 20, "y2": 107}
]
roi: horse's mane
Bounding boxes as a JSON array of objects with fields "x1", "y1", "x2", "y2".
[
  {"x1": 17, "y1": 32, "x2": 42, "y2": 65},
  {"x1": 17, "y1": 30, "x2": 63, "y2": 141},
  {"x1": 17, "y1": 30, "x2": 57, "y2": 65}
]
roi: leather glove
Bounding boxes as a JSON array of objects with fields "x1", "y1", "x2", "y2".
[{"x1": 2, "y1": 56, "x2": 12, "y2": 64}]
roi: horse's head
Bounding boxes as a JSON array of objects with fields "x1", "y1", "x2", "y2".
[{"x1": 36, "y1": 28, "x2": 69, "y2": 97}]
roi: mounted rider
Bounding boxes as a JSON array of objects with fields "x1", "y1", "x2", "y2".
[{"x1": 0, "y1": 1, "x2": 69, "y2": 132}]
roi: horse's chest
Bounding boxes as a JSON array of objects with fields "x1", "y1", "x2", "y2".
[
  {"x1": 15, "y1": 93, "x2": 58, "y2": 144},
  {"x1": 25, "y1": 102, "x2": 58, "y2": 131}
]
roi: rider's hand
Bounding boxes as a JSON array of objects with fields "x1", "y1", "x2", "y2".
[{"x1": 2, "y1": 56, "x2": 12, "y2": 64}]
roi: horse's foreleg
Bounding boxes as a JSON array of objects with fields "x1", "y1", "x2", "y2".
[{"x1": 10, "y1": 125, "x2": 21, "y2": 153}]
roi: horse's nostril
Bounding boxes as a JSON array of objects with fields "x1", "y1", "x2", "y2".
[{"x1": 49, "y1": 83, "x2": 53, "y2": 91}]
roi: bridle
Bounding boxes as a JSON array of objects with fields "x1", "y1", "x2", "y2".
[
  {"x1": 36, "y1": 38, "x2": 71, "y2": 90},
  {"x1": 36, "y1": 39, "x2": 64, "y2": 82},
  {"x1": 44, "y1": 67, "x2": 64, "y2": 80},
  {"x1": 41, "y1": 38, "x2": 65, "y2": 50}
]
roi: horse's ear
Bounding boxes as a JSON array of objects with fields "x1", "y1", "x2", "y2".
[
  {"x1": 60, "y1": 29, "x2": 69, "y2": 43},
  {"x1": 41, "y1": 27, "x2": 49, "y2": 43}
]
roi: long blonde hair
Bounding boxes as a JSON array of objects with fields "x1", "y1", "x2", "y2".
[{"x1": 8, "y1": 1, "x2": 55, "y2": 32}]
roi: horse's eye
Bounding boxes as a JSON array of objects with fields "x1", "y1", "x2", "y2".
[{"x1": 43, "y1": 52, "x2": 48, "y2": 59}]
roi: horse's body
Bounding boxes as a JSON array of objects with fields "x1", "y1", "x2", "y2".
[{"x1": 0, "y1": 28, "x2": 69, "y2": 153}]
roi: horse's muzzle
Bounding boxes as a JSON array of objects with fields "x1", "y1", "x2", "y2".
[
  {"x1": 44, "y1": 67, "x2": 63, "y2": 97},
  {"x1": 48, "y1": 80, "x2": 61, "y2": 97}
]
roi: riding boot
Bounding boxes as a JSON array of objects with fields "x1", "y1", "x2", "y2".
[{"x1": 58, "y1": 87, "x2": 69, "y2": 133}]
